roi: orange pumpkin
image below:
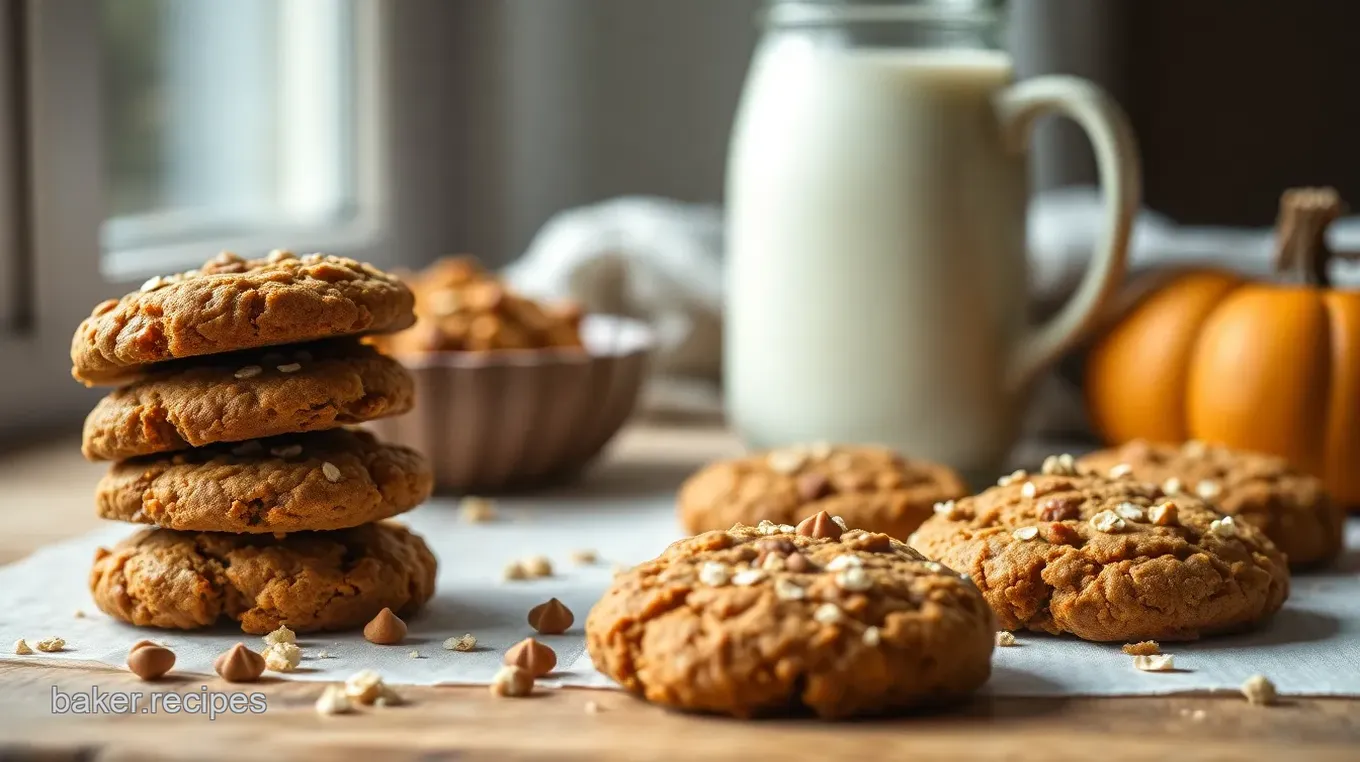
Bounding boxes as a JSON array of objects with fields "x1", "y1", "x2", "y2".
[{"x1": 1086, "y1": 188, "x2": 1360, "y2": 507}]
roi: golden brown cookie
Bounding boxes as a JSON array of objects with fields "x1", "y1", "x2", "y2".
[
  {"x1": 677, "y1": 444, "x2": 969, "y2": 541},
  {"x1": 910, "y1": 456, "x2": 1290, "y2": 642},
  {"x1": 95, "y1": 429, "x2": 432, "y2": 533},
  {"x1": 1077, "y1": 440, "x2": 1344, "y2": 568},
  {"x1": 71, "y1": 251, "x2": 416, "y2": 386},
  {"x1": 89, "y1": 522, "x2": 437, "y2": 634},
  {"x1": 586, "y1": 515, "x2": 995, "y2": 719},
  {"x1": 82, "y1": 339, "x2": 414, "y2": 461}
]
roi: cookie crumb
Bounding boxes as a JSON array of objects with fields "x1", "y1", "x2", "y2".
[
  {"x1": 1241, "y1": 674, "x2": 1277, "y2": 706},
  {"x1": 1132, "y1": 654, "x2": 1175, "y2": 672},
  {"x1": 315, "y1": 685, "x2": 352, "y2": 716},
  {"x1": 316, "y1": 650, "x2": 332, "y2": 659},
  {"x1": 263, "y1": 642, "x2": 302, "y2": 672},
  {"x1": 569, "y1": 549, "x2": 598, "y2": 565},
  {"x1": 1114, "y1": 502, "x2": 1145, "y2": 522},
  {"x1": 408, "y1": 650, "x2": 420, "y2": 659},
  {"x1": 522, "y1": 555, "x2": 553, "y2": 578},
  {"x1": 460, "y1": 496, "x2": 497, "y2": 523},
  {"x1": 263, "y1": 625, "x2": 296, "y2": 646},
  {"x1": 13, "y1": 639, "x2": 32, "y2": 655},
  {"x1": 73, "y1": 610, "x2": 85, "y2": 619},
  {"x1": 490, "y1": 665, "x2": 534, "y2": 697},
  {"x1": 584, "y1": 700, "x2": 601, "y2": 714},
  {"x1": 995, "y1": 631, "x2": 1017, "y2": 647},
  {"x1": 1122, "y1": 641, "x2": 1161, "y2": 656},
  {"x1": 35, "y1": 637, "x2": 65, "y2": 653},
  {"x1": 344, "y1": 669, "x2": 387, "y2": 705},
  {"x1": 444, "y1": 634, "x2": 477, "y2": 652}
]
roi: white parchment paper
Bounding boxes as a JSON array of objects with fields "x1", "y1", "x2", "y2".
[{"x1": 1, "y1": 492, "x2": 1356, "y2": 697}]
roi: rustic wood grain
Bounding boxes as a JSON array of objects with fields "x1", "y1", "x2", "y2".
[{"x1": 0, "y1": 424, "x2": 1356, "y2": 761}]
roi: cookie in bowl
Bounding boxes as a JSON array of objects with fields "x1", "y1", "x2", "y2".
[
  {"x1": 1077, "y1": 440, "x2": 1343, "y2": 568},
  {"x1": 909, "y1": 455, "x2": 1290, "y2": 642},
  {"x1": 678, "y1": 444, "x2": 969, "y2": 541},
  {"x1": 586, "y1": 513, "x2": 995, "y2": 719},
  {"x1": 367, "y1": 256, "x2": 652, "y2": 493}
]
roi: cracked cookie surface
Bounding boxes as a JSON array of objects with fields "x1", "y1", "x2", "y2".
[
  {"x1": 909, "y1": 467, "x2": 1290, "y2": 642},
  {"x1": 678, "y1": 445, "x2": 969, "y2": 542},
  {"x1": 89, "y1": 522, "x2": 437, "y2": 634},
  {"x1": 71, "y1": 251, "x2": 415, "y2": 386},
  {"x1": 82, "y1": 339, "x2": 414, "y2": 460},
  {"x1": 96, "y1": 429, "x2": 432, "y2": 533},
  {"x1": 586, "y1": 520, "x2": 994, "y2": 719},
  {"x1": 1077, "y1": 440, "x2": 1343, "y2": 568}
]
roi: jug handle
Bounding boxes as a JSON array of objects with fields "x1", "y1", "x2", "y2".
[{"x1": 994, "y1": 76, "x2": 1141, "y2": 394}]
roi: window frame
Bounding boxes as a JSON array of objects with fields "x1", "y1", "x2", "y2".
[{"x1": 0, "y1": 0, "x2": 424, "y2": 437}]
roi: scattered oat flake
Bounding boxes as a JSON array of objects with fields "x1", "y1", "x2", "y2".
[
  {"x1": 698, "y1": 561, "x2": 730, "y2": 587},
  {"x1": 826, "y1": 554, "x2": 862, "y2": 571},
  {"x1": 830, "y1": 515, "x2": 848, "y2": 531},
  {"x1": 13, "y1": 639, "x2": 32, "y2": 655},
  {"x1": 234, "y1": 365, "x2": 263, "y2": 380},
  {"x1": 459, "y1": 496, "x2": 497, "y2": 523},
  {"x1": 1122, "y1": 641, "x2": 1160, "y2": 656},
  {"x1": 277, "y1": 363, "x2": 302, "y2": 373},
  {"x1": 813, "y1": 603, "x2": 842, "y2": 624},
  {"x1": 1012, "y1": 526, "x2": 1039, "y2": 541},
  {"x1": 1241, "y1": 674, "x2": 1277, "y2": 705},
  {"x1": 995, "y1": 631, "x2": 1017, "y2": 647},
  {"x1": 271, "y1": 444, "x2": 303, "y2": 458},
  {"x1": 862, "y1": 626, "x2": 881, "y2": 646},
  {"x1": 444, "y1": 634, "x2": 477, "y2": 652},
  {"x1": 1020, "y1": 481, "x2": 1037, "y2": 499},
  {"x1": 836, "y1": 566, "x2": 872, "y2": 592},
  {"x1": 35, "y1": 637, "x2": 65, "y2": 653},
  {"x1": 1132, "y1": 654, "x2": 1175, "y2": 672},
  {"x1": 732, "y1": 569, "x2": 766, "y2": 587},
  {"x1": 321, "y1": 462, "x2": 342, "y2": 482}
]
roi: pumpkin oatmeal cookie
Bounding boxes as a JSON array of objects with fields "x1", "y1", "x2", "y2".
[
  {"x1": 677, "y1": 444, "x2": 969, "y2": 541},
  {"x1": 376, "y1": 256, "x2": 583, "y2": 355},
  {"x1": 82, "y1": 339, "x2": 414, "y2": 461},
  {"x1": 586, "y1": 514, "x2": 995, "y2": 718},
  {"x1": 89, "y1": 522, "x2": 437, "y2": 634},
  {"x1": 71, "y1": 250, "x2": 415, "y2": 386},
  {"x1": 95, "y1": 429, "x2": 432, "y2": 533},
  {"x1": 1077, "y1": 440, "x2": 1343, "y2": 567},
  {"x1": 910, "y1": 456, "x2": 1290, "y2": 642}
]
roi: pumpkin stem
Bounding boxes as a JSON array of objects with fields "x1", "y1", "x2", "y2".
[{"x1": 1273, "y1": 187, "x2": 1346, "y2": 287}]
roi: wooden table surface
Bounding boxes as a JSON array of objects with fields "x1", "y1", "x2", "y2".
[{"x1": 1, "y1": 423, "x2": 1356, "y2": 761}]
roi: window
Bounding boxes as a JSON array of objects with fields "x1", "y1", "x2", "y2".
[{"x1": 101, "y1": 0, "x2": 369, "y2": 278}]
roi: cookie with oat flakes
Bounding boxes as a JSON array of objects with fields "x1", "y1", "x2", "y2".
[
  {"x1": 71, "y1": 251, "x2": 415, "y2": 386},
  {"x1": 1077, "y1": 440, "x2": 1343, "y2": 567},
  {"x1": 586, "y1": 513, "x2": 995, "y2": 719},
  {"x1": 910, "y1": 462, "x2": 1289, "y2": 642},
  {"x1": 89, "y1": 522, "x2": 436, "y2": 634},
  {"x1": 82, "y1": 339, "x2": 414, "y2": 461},
  {"x1": 677, "y1": 444, "x2": 969, "y2": 542},
  {"x1": 95, "y1": 429, "x2": 432, "y2": 534}
]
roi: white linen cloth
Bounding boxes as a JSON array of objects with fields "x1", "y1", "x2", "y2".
[
  {"x1": 501, "y1": 189, "x2": 1360, "y2": 434},
  {"x1": 2, "y1": 492, "x2": 1356, "y2": 697}
]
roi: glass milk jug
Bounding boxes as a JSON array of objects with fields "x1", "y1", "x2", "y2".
[{"x1": 724, "y1": 0, "x2": 1140, "y2": 482}]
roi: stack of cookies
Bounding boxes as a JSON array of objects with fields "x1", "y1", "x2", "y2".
[{"x1": 72, "y1": 251, "x2": 438, "y2": 634}]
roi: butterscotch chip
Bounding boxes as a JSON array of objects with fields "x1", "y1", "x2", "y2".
[
  {"x1": 214, "y1": 643, "x2": 266, "y2": 683},
  {"x1": 795, "y1": 510, "x2": 843, "y2": 540},
  {"x1": 911, "y1": 472, "x2": 1289, "y2": 642},
  {"x1": 504, "y1": 638, "x2": 557, "y2": 678},
  {"x1": 679, "y1": 446, "x2": 968, "y2": 541},
  {"x1": 1079, "y1": 441, "x2": 1342, "y2": 567},
  {"x1": 490, "y1": 665, "x2": 534, "y2": 697},
  {"x1": 586, "y1": 524, "x2": 993, "y2": 719},
  {"x1": 95, "y1": 429, "x2": 431, "y2": 533},
  {"x1": 71, "y1": 252, "x2": 415, "y2": 386},
  {"x1": 503, "y1": 561, "x2": 529, "y2": 581},
  {"x1": 89, "y1": 523, "x2": 437, "y2": 634},
  {"x1": 1241, "y1": 674, "x2": 1277, "y2": 705},
  {"x1": 1122, "y1": 641, "x2": 1161, "y2": 656},
  {"x1": 363, "y1": 607, "x2": 408, "y2": 645},
  {"x1": 527, "y1": 598, "x2": 575, "y2": 635},
  {"x1": 459, "y1": 496, "x2": 497, "y2": 523},
  {"x1": 127, "y1": 644, "x2": 176, "y2": 681}
]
